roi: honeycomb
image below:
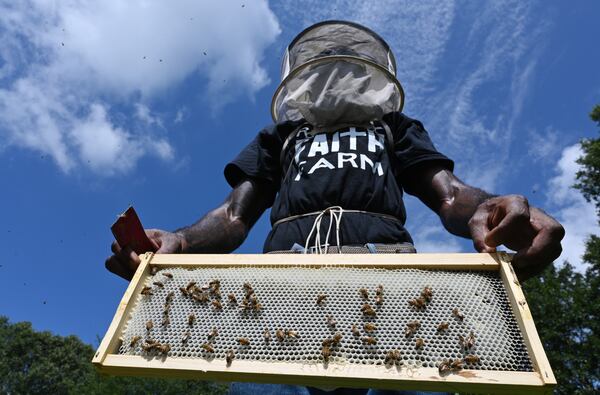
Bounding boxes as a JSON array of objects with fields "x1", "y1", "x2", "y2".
[{"x1": 118, "y1": 266, "x2": 532, "y2": 372}]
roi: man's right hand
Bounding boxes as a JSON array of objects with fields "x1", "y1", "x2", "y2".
[{"x1": 105, "y1": 229, "x2": 187, "y2": 280}]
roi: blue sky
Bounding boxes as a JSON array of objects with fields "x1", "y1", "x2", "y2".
[{"x1": 1, "y1": 0, "x2": 599, "y2": 345}]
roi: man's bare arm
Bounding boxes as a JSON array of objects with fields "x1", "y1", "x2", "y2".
[
  {"x1": 401, "y1": 162, "x2": 565, "y2": 281},
  {"x1": 105, "y1": 178, "x2": 273, "y2": 280}
]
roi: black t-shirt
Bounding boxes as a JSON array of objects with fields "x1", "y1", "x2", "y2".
[{"x1": 224, "y1": 112, "x2": 454, "y2": 252}]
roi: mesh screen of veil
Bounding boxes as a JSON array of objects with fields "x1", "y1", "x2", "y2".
[{"x1": 119, "y1": 266, "x2": 533, "y2": 372}]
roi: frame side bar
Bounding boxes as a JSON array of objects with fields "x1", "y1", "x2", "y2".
[
  {"x1": 498, "y1": 252, "x2": 556, "y2": 386},
  {"x1": 92, "y1": 252, "x2": 154, "y2": 365}
]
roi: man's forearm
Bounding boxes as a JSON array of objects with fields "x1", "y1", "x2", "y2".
[{"x1": 174, "y1": 205, "x2": 248, "y2": 253}]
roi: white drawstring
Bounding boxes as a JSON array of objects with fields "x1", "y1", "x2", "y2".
[{"x1": 303, "y1": 206, "x2": 344, "y2": 254}]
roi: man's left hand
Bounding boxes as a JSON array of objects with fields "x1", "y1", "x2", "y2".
[{"x1": 468, "y1": 195, "x2": 565, "y2": 281}]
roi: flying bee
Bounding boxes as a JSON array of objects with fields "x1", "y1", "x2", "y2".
[
  {"x1": 238, "y1": 337, "x2": 250, "y2": 346},
  {"x1": 162, "y1": 272, "x2": 173, "y2": 279},
  {"x1": 208, "y1": 327, "x2": 218, "y2": 341},
  {"x1": 181, "y1": 331, "x2": 191, "y2": 344},
  {"x1": 228, "y1": 293, "x2": 237, "y2": 304},
  {"x1": 212, "y1": 300, "x2": 223, "y2": 310},
  {"x1": 332, "y1": 332, "x2": 343, "y2": 344},
  {"x1": 364, "y1": 323, "x2": 377, "y2": 332},
  {"x1": 437, "y1": 322, "x2": 449, "y2": 332},
  {"x1": 179, "y1": 287, "x2": 189, "y2": 296},
  {"x1": 226, "y1": 349, "x2": 235, "y2": 366},
  {"x1": 421, "y1": 286, "x2": 433, "y2": 302},
  {"x1": 438, "y1": 359, "x2": 451, "y2": 374},
  {"x1": 464, "y1": 354, "x2": 480, "y2": 364},
  {"x1": 165, "y1": 291, "x2": 175, "y2": 305},
  {"x1": 375, "y1": 295, "x2": 383, "y2": 305},
  {"x1": 384, "y1": 349, "x2": 401, "y2": 365},
  {"x1": 351, "y1": 324, "x2": 360, "y2": 336},
  {"x1": 188, "y1": 313, "x2": 196, "y2": 326},
  {"x1": 322, "y1": 345, "x2": 331, "y2": 361},
  {"x1": 286, "y1": 329, "x2": 299, "y2": 339},
  {"x1": 415, "y1": 338, "x2": 425, "y2": 349},
  {"x1": 316, "y1": 294, "x2": 327, "y2": 305},
  {"x1": 146, "y1": 320, "x2": 153, "y2": 331},
  {"x1": 276, "y1": 329, "x2": 285, "y2": 342},
  {"x1": 362, "y1": 336, "x2": 377, "y2": 345},
  {"x1": 141, "y1": 286, "x2": 153, "y2": 296},
  {"x1": 452, "y1": 307, "x2": 464, "y2": 321},
  {"x1": 153, "y1": 281, "x2": 164, "y2": 288},
  {"x1": 129, "y1": 335, "x2": 141, "y2": 348},
  {"x1": 359, "y1": 288, "x2": 369, "y2": 300},
  {"x1": 450, "y1": 359, "x2": 463, "y2": 370},
  {"x1": 202, "y1": 343, "x2": 215, "y2": 353},
  {"x1": 263, "y1": 329, "x2": 271, "y2": 342},
  {"x1": 326, "y1": 315, "x2": 337, "y2": 327}
]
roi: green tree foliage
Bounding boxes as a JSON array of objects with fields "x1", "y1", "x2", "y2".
[
  {"x1": 523, "y1": 105, "x2": 600, "y2": 394},
  {"x1": 0, "y1": 316, "x2": 227, "y2": 395}
]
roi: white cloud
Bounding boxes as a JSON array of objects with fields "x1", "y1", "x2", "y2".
[
  {"x1": 0, "y1": 0, "x2": 280, "y2": 175},
  {"x1": 547, "y1": 144, "x2": 600, "y2": 270}
]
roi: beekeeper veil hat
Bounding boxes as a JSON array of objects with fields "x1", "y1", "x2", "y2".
[{"x1": 272, "y1": 20, "x2": 404, "y2": 128}]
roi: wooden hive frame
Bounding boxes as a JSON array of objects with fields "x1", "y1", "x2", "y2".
[{"x1": 93, "y1": 252, "x2": 555, "y2": 394}]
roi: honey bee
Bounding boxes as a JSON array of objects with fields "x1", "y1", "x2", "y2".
[
  {"x1": 226, "y1": 349, "x2": 235, "y2": 366},
  {"x1": 141, "y1": 286, "x2": 153, "y2": 296},
  {"x1": 276, "y1": 329, "x2": 285, "y2": 342},
  {"x1": 238, "y1": 337, "x2": 250, "y2": 346},
  {"x1": 129, "y1": 335, "x2": 141, "y2": 347},
  {"x1": 362, "y1": 336, "x2": 377, "y2": 345},
  {"x1": 463, "y1": 354, "x2": 480, "y2": 364},
  {"x1": 162, "y1": 272, "x2": 173, "y2": 279},
  {"x1": 212, "y1": 289, "x2": 222, "y2": 299},
  {"x1": 404, "y1": 320, "x2": 421, "y2": 337},
  {"x1": 322, "y1": 345, "x2": 331, "y2": 361},
  {"x1": 158, "y1": 343, "x2": 171, "y2": 355},
  {"x1": 437, "y1": 322, "x2": 449, "y2": 332},
  {"x1": 179, "y1": 287, "x2": 189, "y2": 296},
  {"x1": 186, "y1": 281, "x2": 197, "y2": 292},
  {"x1": 438, "y1": 359, "x2": 451, "y2": 374},
  {"x1": 192, "y1": 292, "x2": 209, "y2": 303},
  {"x1": 146, "y1": 320, "x2": 153, "y2": 331},
  {"x1": 450, "y1": 359, "x2": 463, "y2": 370},
  {"x1": 326, "y1": 315, "x2": 337, "y2": 327},
  {"x1": 188, "y1": 313, "x2": 196, "y2": 326},
  {"x1": 161, "y1": 316, "x2": 170, "y2": 326},
  {"x1": 202, "y1": 343, "x2": 215, "y2": 353},
  {"x1": 322, "y1": 338, "x2": 333, "y2": 347},
  {"x1": 415, "y1": 338, "x2": 424, "y2": 349},
  {"x1": 243, "y1": 282, "x2": 253, "y2": 292},
  {"x1": 375, "y1": 295, "x2": 383, "y2": 305},
  {"x1": 376, "y1": 284, "x2": 384, "y2": 296},
  {"x1": 332, "y1": 332, "x2": 343, "y2": 344},
  {"x1": 421, "y1": 286, "x2": 433, "y2": 302},
  {"x1": 316, "y1": 294, "x2": 327, "y2": 305},
  {"x1": 351, "y1": 324, "x2": 360, "y2": 336},
  {"x1": 286, "y1": 329, "x2": 299, "y2": 339},
  {"x1": 165, "y1": 291, "x2": 175, "y2": 305},
  {"x1": 208, "y1": 327, "x2": 218, "y2": 341},
  {"x1": 209, "y1": 279, "x2": 221, "y2": 290},
  {"x1": 384, "y1": 349, "x2": 401, "y2": 365},
  {"x1": 153, "y1": 281, "x2": 164, "y2": 288},
  {"x1": 361, "y1": 304, "x2": 376, "y2": 317},
  {"x1": 211, "y1": 300, "x2": 223, "y2": 310},
  {"x1": 408, "y1": 297, "x2": 427, "y2": 310},
  {"x1": 359, "y1": 288, "x2": 369, "y2": 300},
  {"x1": 181, "y1": 331, "x2": 191, "y2": 344},
  {"x1": 248, "y1": 294, "x2": 258, "y2": 305},
  {"x1": 452, "y1": 307, "x2": 464, "y2": 321},
  {"x1": 458, "y1": 332, "x2": 475, "y2": 349},
  {"x1": 264, "y1": 329, "x2": 271, "y2": 342},
  {"x1": 364, "y1": 323, "x2": 377, "y2": 332},
  {"x1": 228, "y1": 293, "x2": 237, "y2": 304}
]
